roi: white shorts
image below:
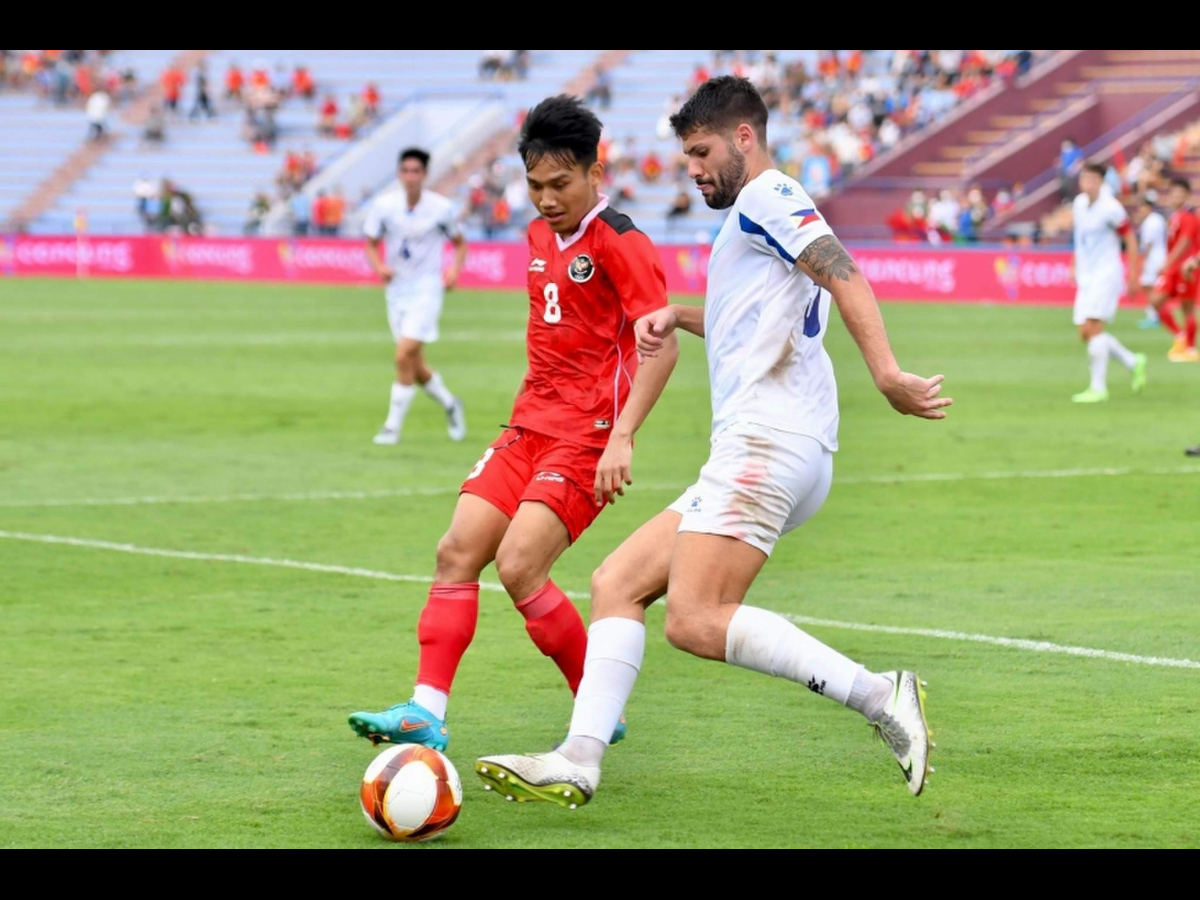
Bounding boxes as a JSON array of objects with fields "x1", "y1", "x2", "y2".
[
  {"x1": 1073, "y1": 275, "x2": 1122, "y2": 325},
  {"x1": 386, "y1": 277, "x2": 444, "y2": 343},
  {"x1": 668, "y1": 423, "x2": 834, "y2": 557}
]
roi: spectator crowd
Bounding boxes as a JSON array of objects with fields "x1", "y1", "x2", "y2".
[
  {"x1": 0, "y1": 49, "x2": 137, "y2": 108},
  {"x1": 454, "y1": 50, "x2": 1046, "y2": 239}
]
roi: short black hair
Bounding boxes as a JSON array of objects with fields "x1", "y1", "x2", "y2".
[
  {"x1": 518, "y1": 95, "x2": 601, "y2": 171},
  {"x1": 399, "y1": 147, "x2": 430, "y2": 169},
  {"x1": 1170, "y1": 176, "x2": 1191, "y2": 192},
  {"x1": 1081, "y1": 162, "x2": 1107, "y2": 178},
  {"x1": 669, "y1": 76, "x2": 768, "y2": 144}
]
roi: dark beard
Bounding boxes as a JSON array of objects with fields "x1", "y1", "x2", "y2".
[{"x1": 704, "y1": 143, "x2": 747, "y2": 210}]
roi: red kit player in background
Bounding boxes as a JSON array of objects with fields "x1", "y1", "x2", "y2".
[
  {"x1": 1148, "y1": 177, "x2": 1200, "y2": 362},
  {"x1": 349, "y1": 95, "x2": 679, "y2": 749}
]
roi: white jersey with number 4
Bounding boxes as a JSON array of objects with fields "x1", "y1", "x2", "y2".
[
  {"x1": 1072, "y1": 190, "x2": 1129, "y2": 287},
  {"x1": 363, "y1": 189, "x2": 460, "y2": 284},
  {"x1": 704, "y1": 169, "x2": 838, "y2": 450}
]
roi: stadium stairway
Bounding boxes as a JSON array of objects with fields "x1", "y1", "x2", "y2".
[
  {"x1": 0, "y1": 50, "x2": 186, "y2": 231},
  {"x1": 824, "y1": 50, "x2": 1200, "y2": 239},
  {"x1": 29, "y1": 50, "x2": 600, "y2": 236}
]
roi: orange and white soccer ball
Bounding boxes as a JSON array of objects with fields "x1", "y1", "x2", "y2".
[{"x1": 360, "y1": 744, "x2": 463, "y2": 842}]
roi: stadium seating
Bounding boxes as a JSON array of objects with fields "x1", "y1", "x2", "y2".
[
  {"x1": 29, "y1": 50, "x2": 601, "y2": 236},
  {"x1": 0, "y1": 50, "x2": 176, "y2": 228},
  {"x1": 0, "y1": 93, "x2": 85, "y2": 226},
  {"x1": 583, "y1": 50, "x2": 725, "y2": 245}
]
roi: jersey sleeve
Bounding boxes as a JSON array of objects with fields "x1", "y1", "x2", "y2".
[
  {"x1": 1107, "y1": 198, "x2": 1130, "y2": 233},
  {"x1": 602, "y1": 228, "x2": 668, "y2": 321},
  {"x1": 737, "y1": 179, "x2": 835, "y2": 270},
  {"x1": 362, "y1": 199, "x2": 385, "y2": 240}
]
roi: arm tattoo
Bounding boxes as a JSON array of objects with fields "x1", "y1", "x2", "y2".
[{"x1": 798, "y1": 235, "x2": 857, "y2": 284}]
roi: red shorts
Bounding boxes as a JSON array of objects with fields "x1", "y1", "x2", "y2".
[
  {"x1": 1153, "y1": 268, "x2": 1197, "y2": 300},
  {"x1": 460, "y1": 428, "x2": 604, "y2": 542}
]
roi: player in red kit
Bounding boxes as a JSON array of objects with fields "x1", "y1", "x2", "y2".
[
  {"x1": 349, "y1": 95, "x2": 679, "y2": 750},
  {"x1": 1148, "y1": 177, "x2": 1200, "y2": 362}
]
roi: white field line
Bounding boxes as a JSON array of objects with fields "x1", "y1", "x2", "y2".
[
  {"x1": 4, "y1": 464, "x2": 1199, "y2": 510},
  {"x1": 2, "y1": 529, "x2": 1198, "y2": 672},
  {"x1": 0, "y1": 329, "x2": 527, "y2": 349},
  {"x1": 783, "y1": 615, "x2": 1200, "y2": 670},
  {"x1": 0, "y1": 486, "x2": 464, "y2": 509}
]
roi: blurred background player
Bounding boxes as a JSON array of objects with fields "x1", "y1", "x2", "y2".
[
  {"x1": 477, "y1": 76, "x2": 951, "y2": 806},
  {"x1": 1147, "y1": 177, "x2": 1199, "y2": 362},
  {"x1": 1134, "y1": 193, "x2": 1167, "y2": 329},
  {"x1": 364, "y1": 148, "x2": 468, "y2": 445},
  {"x1": 1175, "y1": 251, "x2": 1200, "y2": 362},
  {"x1": 1070, "y1": 162, "x2": 1144, "y2": 403},
  {"x1": 348, "y1": 96, "x2": 678, "y2": 751}
]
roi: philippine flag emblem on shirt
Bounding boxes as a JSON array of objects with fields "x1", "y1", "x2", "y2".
[{"x1": 792, "y1": 208, "x2": 822, "y2": 228}]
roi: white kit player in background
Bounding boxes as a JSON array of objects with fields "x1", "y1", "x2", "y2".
[
  {"x1": 1070, "y1": 163, "x2": 1144, "y2": 404},
  {"x1": 1135, "y1": 193, "x2": 1168, "y2": 330},
  {"x1": 477, "y1": 76, "x2": 952, "y2": 807},
  {"x1": 364, "y1": 147, "x2": 468, "y2": 445}
]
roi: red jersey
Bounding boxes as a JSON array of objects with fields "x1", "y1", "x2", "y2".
[
  {"x1": 1166, "y1": 207, "x2": 1198, "y2": 274},
  {"x1": 160, "y1": 68, "x2": 185, "y2": 102},
  {"x1": 511, "y1": 204, "x2": 667, "y2": 449}
]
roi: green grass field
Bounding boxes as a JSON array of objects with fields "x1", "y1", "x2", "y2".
[{"x1": 2, "y1": 277, "x2": 1198, "y2": 848}]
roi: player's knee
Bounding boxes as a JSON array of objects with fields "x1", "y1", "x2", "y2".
[
  {"x1": 663, "y1": 605, "x2": 703, "y2": 655},
  {"x1": 395, "y1": 341, "x2": 421, "y2": 368},
  {"x1": 589, "y1": 560, "x2": 632, "y2": 617},
  {"x1": 434, "y1": 530, "x2": 484, "y2": 582},
  {"x1": 494, "y1": 546, "x2": 544, "y2": 600},
  {"x1": 664, "y1": 591, "x2": 728, "y2": 660}
]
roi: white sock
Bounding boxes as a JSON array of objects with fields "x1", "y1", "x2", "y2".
[
  {"x1": 421, "y1": 371, "x2": 456, "y2": 410},
  {"x1": 384, "y1": 382, "x2": 416, "y2": 431},
  {"x1": 560, "y1": 617, "x2": 645, "y2": 767},
  {"x1": 412, "y1": 684, "x2": 448, "y2": 721},
  {"x1": 1087, "y1": 335, "x2": 1108, "y2": 392},
  {"x1": 1103, "y1": 332, "x2": 1137, "y2": 369},
  {"x1": 725, "y1": 606, "x2": 890, "y2": 720}
]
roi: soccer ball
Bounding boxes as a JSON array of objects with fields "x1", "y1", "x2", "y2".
[{"x1": 360, "y1": 744, "x2": 463, "y2": 842}]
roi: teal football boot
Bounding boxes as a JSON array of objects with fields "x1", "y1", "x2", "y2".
[
  {"x1": 348, "y1": 699, "x2": 449, "y2": 751},
  {"x1": 610, "y1": 716, "x2": 627, "y2": 745}
]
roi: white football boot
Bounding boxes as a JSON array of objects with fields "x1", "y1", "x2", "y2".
[
  {"x1": 873, "y1": 671, "x2": 933, "y2": 796},
  {"x1": 475, "y1": 751, "x2": 600, "y2": 809},
  {"x1": 446, "y1": 398, "x2": 466, "y2": 442},
  {"x1": 372, "y1": 426, "x2": 400, "y2": 445}
]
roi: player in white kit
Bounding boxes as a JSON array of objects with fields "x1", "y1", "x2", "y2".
[
  {"x1": 1070, "y1": 163, "x2": 1144, "y2": 403},
  {"x1": 1134, "y1": 194, "x2": 1168, "y2": 329},
  {"x1": 364, "y1": 148, "x2": 468, "y2": 444},
  {"x1": 476, "y1": 77, "x2": 952, "y2": 806}
]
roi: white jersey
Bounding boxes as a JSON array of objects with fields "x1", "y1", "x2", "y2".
[
  {"x1": 1072, "y1": 190, "x2": 1128, "y2": 288},
  {"x1": 1139, "y1": 210, "x2": 1167, "y2": 286},
  {"x1": 363, "y1": 188, "x2": 461, "y2": 283},
  {"x1": 704, "y1": 169, "x2": 838, "y2": 450}
]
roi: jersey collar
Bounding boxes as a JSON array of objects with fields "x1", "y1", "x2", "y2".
[{"x1": 555, "y1": 194, "x2": 609, "y2": 251}]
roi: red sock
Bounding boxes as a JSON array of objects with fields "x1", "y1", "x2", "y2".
[
  {"x1": 1159, "y1": 307, "x2": 1181, "y2": 334},
  {"x1": 1187, "y1": 315, "x2": 1197, "y2": 349},
  {"x1": 515, "y1": 581, "x2": 587, "y2": 694},
  {"x1": 415, "y1": 583, "x2": 479, "y2": 694}
]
